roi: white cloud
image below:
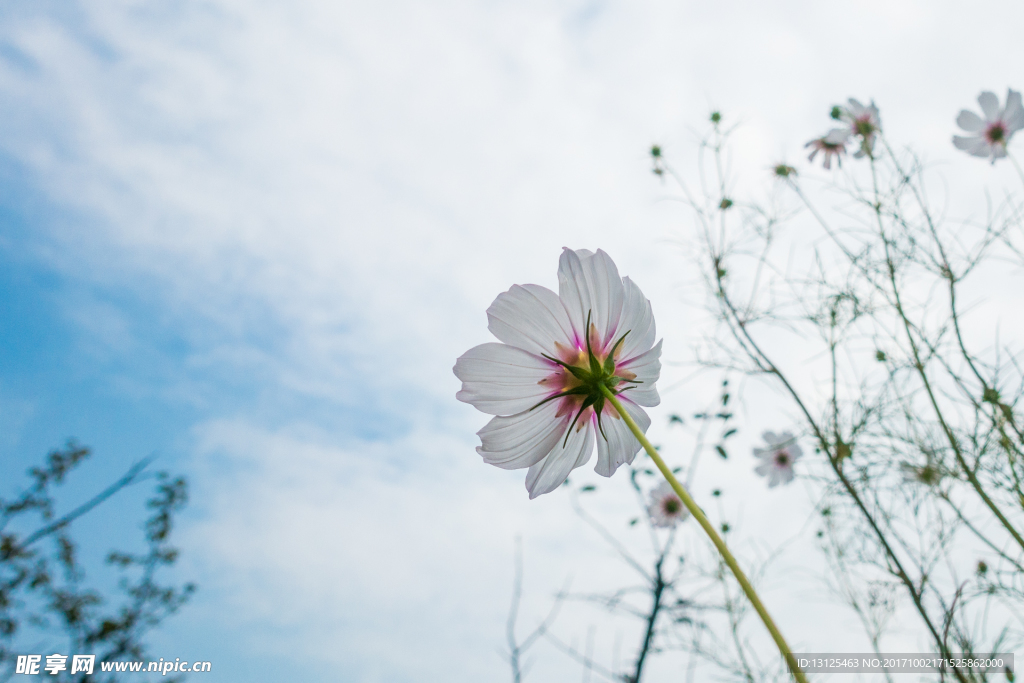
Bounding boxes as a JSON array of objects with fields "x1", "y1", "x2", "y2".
[{"x1": 181, "y1": 417, "x2": 659, "y2": 680}]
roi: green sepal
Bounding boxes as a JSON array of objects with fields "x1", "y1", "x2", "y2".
[
  {"x1": 593, "y1": 394, "x2": 609, "y2": 441},
  {"x1": 564, "y1": 394, "x2": 597, "y2": 447},
  {"x1": 541, "y1": 353, "x2": 592, "y2": 382},
  {"x1": 584, "y1": 311, "x2": 603, "y2": 376},
  {"x1": 528, "y1": 386, "x2": 590, "y2": 412},
  {"x1": 603, "y1": 330, "x2": 630, "y2": 375}
]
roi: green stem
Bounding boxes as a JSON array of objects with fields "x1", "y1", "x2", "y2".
[
  {"x1": 599, "y1": 385, "x2": 808, "y2": 683},
  {"x1": 1008, "y1": 152, "x2": 1024, "y2": 191}
]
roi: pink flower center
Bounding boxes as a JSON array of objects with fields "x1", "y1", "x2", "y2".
[
  {"x1": 535, "y1": 321, "x2": 637, "y2": 431},
  {"x1": 986, "y1": 122, "x2": 1007, "y2": 145},
  {"x1": 774, "y1": 450, "x2": 790, "y2": 466}
]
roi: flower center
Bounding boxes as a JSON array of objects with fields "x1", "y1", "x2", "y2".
[
  {"x1": 663, "y1": 497, "x2": 681, "y2": 515},
  {"x1": 531, "y1": 311, "x2": 641, "y2": 444},
  {"x1": 986, "y1": 122, "x2": 1006, "y2": 144},
  {"x1": 775, "y1": 451, "x2": 790, "y2": 466},
  {"x1": 854, "y1": 117, "x2": 875, "y2": 137}
]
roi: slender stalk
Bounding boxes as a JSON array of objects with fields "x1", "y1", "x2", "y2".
[
  {"x1": 1008, "y1": 152, "x2": 1024, "y2": 191},
  {"x1": 868, "y1": 155, "x2": 1024, "y2": 553},
  {"x1": 599, "y1": 385, "x2": 809, "y2": 683},
  {"x1": 711, "y1": 267, "x2": 960, "y2": 674}
]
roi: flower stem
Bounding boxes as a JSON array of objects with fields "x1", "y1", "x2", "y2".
[{"x1": 599, "y1": 385, "x2": 808, "y2": 683}]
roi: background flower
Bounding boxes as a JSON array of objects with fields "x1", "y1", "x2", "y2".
[
  {"x1": 805, "y1": 129, "x2": 848, "y2": 169},
  {"x1": 953, "y1": 88, "x2": 1024, "y2": 163},
  {"x1": 753, "y1": 431, "x2": 803, "y2": 488},
  {"x1": 647, "y1": 481, "x2": 688, "y2": 527},
  {"x1": 454, "y1": 248, "x2": 662, "y2": 499},
  {"x1": 840, "y1": 98, "x2": 881, "y2": 158}
]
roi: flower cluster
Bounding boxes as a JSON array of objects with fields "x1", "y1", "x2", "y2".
[
  {"x1": 753, "y1": 431, "x2": 802, "y2": 488},
  {"x1": 802, "y1": 89, "x2": 1023, "y2": 169},
  {"x1": 454, "y1": 249, "x2": 662, "y2": 499},
  {"x1": 804, "y1": 98, "x2": 881, "y2": 168}
]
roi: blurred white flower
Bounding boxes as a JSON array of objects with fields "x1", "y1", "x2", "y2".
[
  {"x1": 804, "y1": 129, "x2": 848, "y2": 169},
  {"x1": 952, "y1": 89, "x2": 1024, "y2": 164},
  {"x1": 647, "y1": 481, "x2": 688, "y2": 527},
  {"x1": 753, "y1": 431, "x2": 802, "y2": 488},
  {"x1": 839, "y1": 98, "x2": 882, "y2": 158},
  {"x1": 453, "y1": 248, "x2": 662, "y2": 499}
]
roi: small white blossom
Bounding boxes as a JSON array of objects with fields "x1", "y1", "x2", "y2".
[
  {"x1": 953, "y1": 89, "x2": 1024, "y2": 164},
  {"x1": 454, "y1": 249, "x2": 662, "y2": 499},
  {"x1": 647, "y1": 481, "x2": 688, "y2": 527},
  {"x1": 753, "y1": 431, "x2": 802, "y2": 488},
  {"x1": 839, "y1": 98, "x2": 882, "y2": 158},
  {"x1": 805, "y1": 129, "x2": 848, "y2": 169}
]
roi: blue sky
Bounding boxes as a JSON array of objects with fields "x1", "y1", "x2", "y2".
[{"x1": 3, "y1": 1, "x2": 1024, "y2": 681}]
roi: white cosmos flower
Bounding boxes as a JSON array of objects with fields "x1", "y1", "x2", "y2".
[
  {"x1": 453, "y1": 248, "x2": 662, "y2": 499},
  {"x1": 647, "y1": 481, "x2": 688, "y2": 528},
  {"x1": 953, "y1": 89, "x2": 1024, "y2": 164},
  {"x1": 839, "y1": 98, "x2": 882, "y2": 158},
  {"x1": 753, "y1": 431, "x2": 802, "y2": 488},
  {"x1": 805, "y1": 128, "x2": 849, "y2": 169}
]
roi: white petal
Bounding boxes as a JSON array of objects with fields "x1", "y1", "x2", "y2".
[
  {"x1": 956, "y1": 110, "x2": 985, "y2": 133},
  {"x1": 777, "y1": 466, "x2": 796, "y2": 486},
  {"x1": 454, "y1": 343, "x2": 555, "y2": 415},
  {"x1": 952, "y1": 134, "x2": 976, "y2": 150},
  {"x1": 1004, "y1": 89, "x2": 1024, "y2": 132},
  {"x1": 846, "y1": 98, "x2": 865, "y2": 117},
  {"x1": 754, "y1": 461, "x2": 773, "y2": 476},
  {"x1": 525, "y1": 422, "x2": 595, "y2": 499},
  {"x1": 594, "y1": 397, "x2": 650, "y2": 477},
  {"x1": 618, "y1": 340, "x2": 662, "y2": 407},
  {"x1": 614, "y1": 276, "x2": 656, "y2": 360},
  {"x1": 557, "y1": 248, "x2": 626, "y2": 352},
  {"x1": 966, "y1": 138, "x2": 993, "y2": 157},
  {"x1": 476, "y1": 401, "x2": 566, "y2": 470},
  {"x1": 788, "y1": 442, "x2": 804, "y2": 460},
  {"x1": 978, "y1": 91, "x2": 1000, "y2": 120},
  {"x1": 487, "y1": 284, "x2": 576, "y2": 357},
  {"x1": 866, "y1": 102, "x2": 881, "y2": 126},
  {"x1": 825, "y1": 127, "x2": 851, "y2": 144}
]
